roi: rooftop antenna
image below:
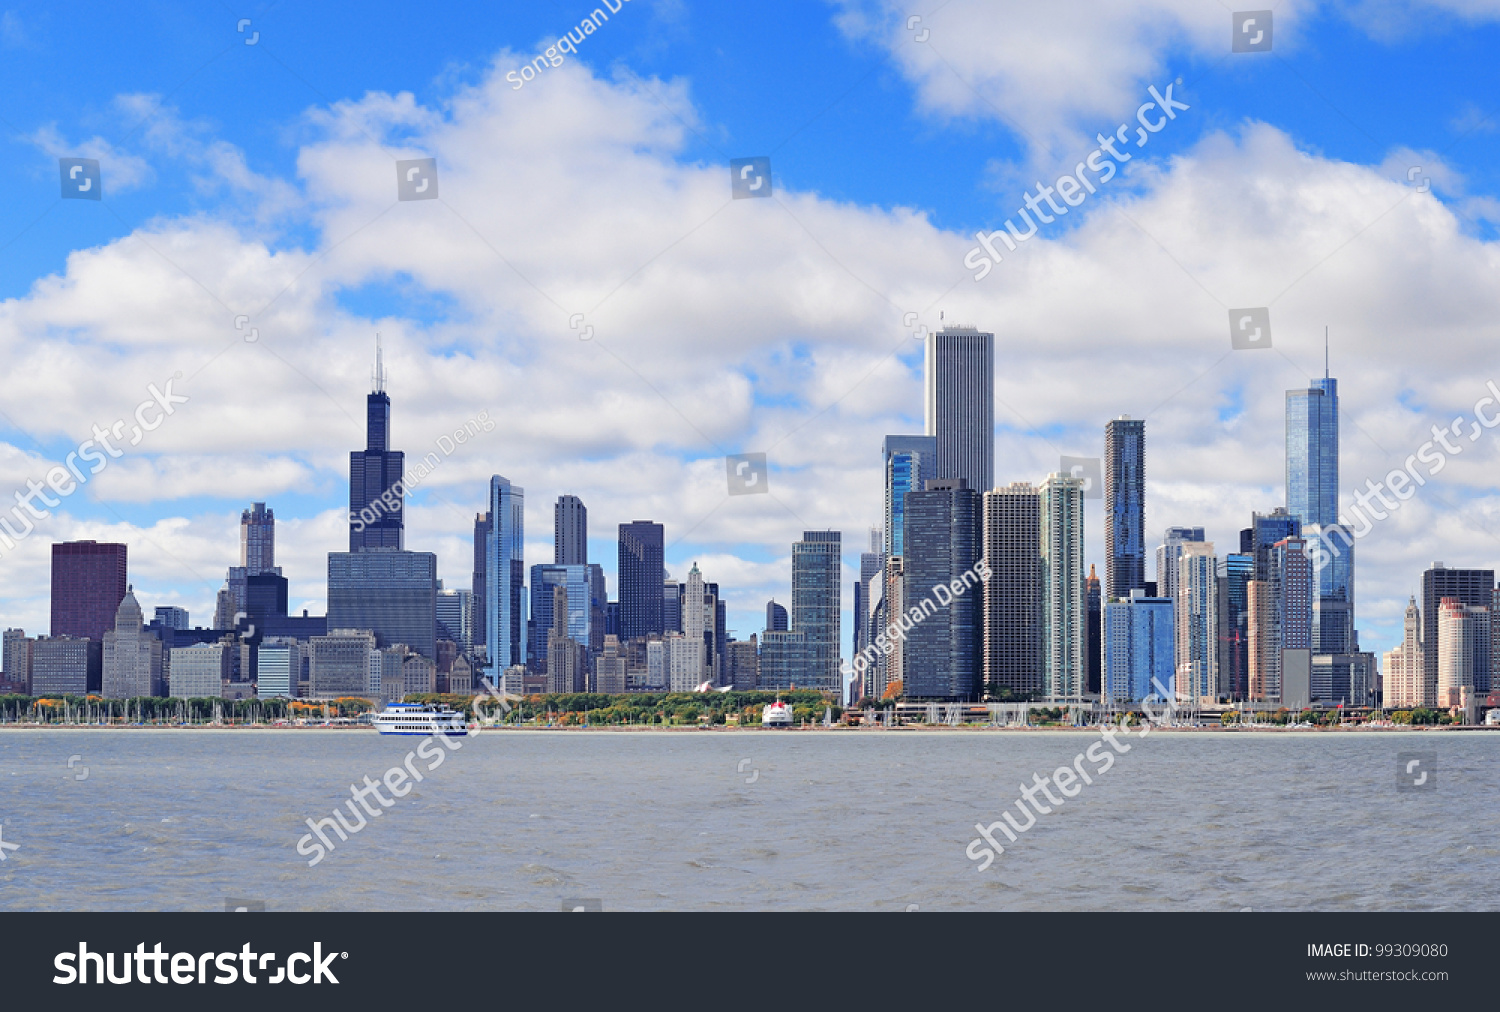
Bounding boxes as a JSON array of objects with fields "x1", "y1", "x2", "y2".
[
  {"x1": 1324, "y1": 326, "x2": 1329, "y2": 380},
  {"x1": 373, "y1": 332, "x2": 386, "y2": 393}
]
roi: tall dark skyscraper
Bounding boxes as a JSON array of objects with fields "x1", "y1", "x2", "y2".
[
  {"x1": 765, "y1": 600, "x2": 788, "y2": 632},
  {"x1": 983, "y1": 483, "x2": 1042, "y2": 699},
  {"x1": 1421, "y1": 563, "x2": 1494, "y2": 699},
  {"x1": 555, "y1": 494, "x2": 587, "y2": 565},
  {"x1": 903, "y1": 480, "x2": 981, "y2": 700},
  {"x1": 241, "y1": 502, "x2": 276, "y2": 573},
  {"x1": 472, "y1": 511, "x2": 489, "y2": 657},
  {"x1": 924, "y1": 326, "x2": 994, "y2": 494},
  {"x1": 792, "y1": 531, "x2": 842, "y2": 692},
  {"x1": 51, "y1": 541, "x2": 128, "y2": 640},
  {"x1": 327, "y1": 551, "x2": 438, "y2": 661},
  {"x1": 349, "y1": 339, "x2": 405, "y2": 551},
  {"x1": 1218, "y1": 552, "x2": 1254, "y2": 700},
  {"x1": 1104, "y1": 416, "x2": 1146, "y2": 600},
  {"x1": 618, "y1": 521, "x2": 664, "y2": 641},
  {"x1": 1086, "y1": 564, "x2": 1102, "y2": 695}
]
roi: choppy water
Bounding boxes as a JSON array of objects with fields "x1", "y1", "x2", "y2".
[{"x1": 0, "y1": 728, "x2": 1495, "y2": 911}]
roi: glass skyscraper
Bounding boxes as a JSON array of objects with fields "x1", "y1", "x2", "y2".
[
  {"x1": 1104, "y1": 416, "x2": 1146, "y2": 601},
  {"x1": 327, "y1": 550, "x2": 438, "y2": 661},
  {"x1": 882, "y1": 435, "x2": 937, "y2": 559},
  {"x1": 349, "y1": 342, "x2": 405, "y2": 551},
  {"x1": 1287, "y1": 376, "x2": 1353, "y2": 654},
  {"x1": 792, "y1": 530, "x2": 841, "y2": 692},
  {"x1": 618, "y1": 521, "x2": 664, "y2": 642},
  {"x1": 485, "y1": 476, "x2": 526, "y2": 674},
  {"x1": 1104, "y1": 589, "x2": 1173, "y2": 704},
  {"x1": 902, "y1": 479, "x2": 982, "y2": 700}
]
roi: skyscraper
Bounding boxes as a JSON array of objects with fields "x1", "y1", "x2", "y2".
[
  {"x1": 241, "y1": 502, "x2": 276, "y2": 573},
  {"x1": 472, "y1": 511, "x2": 489, "y2": 659},
  {"x1": 1175, "y1": 542, "x2": 1218, "y2": 702},
  {"x1": 1384, "y1": 596, "x2": 1424, "y2": 707},
  {"x1": 618, "y1": 521, "x2": 664, "y2": 642},
  {"x1": 555, "y1": 494, "x2": 587, "y2": 566},
  {"x1": 1104, "y1": 589, "x2": 1174, "y2": 704},
  {"x1": 792, "y1": 531, "x2": 841, "y2": 692},
  {"x1": 1105, "y1": 416, "x2": 1146, "y2": 600},
  {"x1": 681, "y1": 562, "x2": 709, "y2": 686},
  {"x1": 1040, "y1": 473, "x2": 1086, "y2": 701},
  {"x1": 1217, "y1": 552, "x2": 1254, "y2": 700},
  {"x1": 983, "y1": 483, "x2": 1042, "y2": 700},
  {"x1": 102, "y1": 586, "x2": 163, "y2": 698},
  {"x1": 327, "y1": 550, "x2": 438, "y2": 661},
  {"x1": 1249, "y1": 536, "x2": 1311, "y2": 706},
  {"x1": 529, "y1": 564, "x2": 593, "y2": 670},
  {"x1": 765, "y1": 600, "x2": 788, "y2": 632},
  {"x1": 1437, "y1": 597, "x2": 1490, "y2": 708},
  {"x1": 1287, "y1": 375, "x2": 1353, "y2": 655},
  {"x1": 924, "y1": 326, "x2": 994, "y2": 493},
  {"x1": 1420, "y1": 563, "x2": 1493, "y2": 701},
  {"x1": 1086, "y1": 565, "x2": 1102, "y2": 696},
  {"x1": 485, "y1": 476, "x2": 527, "y2": 674},
  {"x1": 50, "y1": 541, "x2": 128, "y2": 641},
  {"x1": 349, "y1": 339, "x2": 405, "y2": 551},
  {"x1": 902, "y1": 479, "x2": 982, "y2": 700},
  {"x1": 1154, "y1": 526, "x2": 1204, "y2": 603},
  {"x1": 855, "y1": 528, "x2": 883, "y2": 683}
]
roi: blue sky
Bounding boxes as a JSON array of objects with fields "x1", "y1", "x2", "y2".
[{"x1": 3, "y1": 0, "x2": 1500, "y2": 665}]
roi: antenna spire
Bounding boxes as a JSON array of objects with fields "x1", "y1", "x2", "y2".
[
  {"x1": 373, "y1": 332, "x2": 386, "y2": 393},
  {"x1": 1324, "y1": 326, "x2": 1329, "y2": 380}
]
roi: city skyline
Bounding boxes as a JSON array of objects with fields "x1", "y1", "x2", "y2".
[{"x1": 2, "y1": 5, "x2": 1500, "y2": 669}]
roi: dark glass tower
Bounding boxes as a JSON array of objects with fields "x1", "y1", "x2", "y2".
[
  {"x1": 1421, "y1": 564, "x2": 1494, "y2": 697},
  {"x1": 1105, "y1": 416, "x2": 1146, "y2": 600},
  {"x1": 792, "y1": 531, "x2": 842, "y2": 692},
  {"x1": 903, "y1": 481, "x2": 981, "y2": 700},
  {"x1": 555, "y1": 495, "x2": 587, "y2": 565},
  {"x1": 349, "y1": 340, "x2": 405, "y2": 551},
  {"x1": 50, "y1": 541, "x2": 128, "y2": 641},
  {"x1": 618, "y1": 521, "x2": 664, "y2": 642}
]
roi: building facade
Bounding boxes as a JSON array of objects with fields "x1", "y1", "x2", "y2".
[
  {"x1": 791, "y1": 531, "x2": 841, "y2": 692},
  {"x1": 51, "y1": 541, "x2": 128, "y2": 641},
  {"x1": 983, "y1": 483, "x2": 1042, "y2": 700},
  {"x1": 1040, "y1": 474, "x2": 1086, "y2": 701},
  {"x1": 1104, "y1": 416, "x2": 1146, "y2": 600},
  {"x1": 618, "y1": 521, "x2": 664, "y2": 642},
  {"x1": 1104, "y1": 589, "x2": 1174, "y2": 704},
  {"x1": 924, "y1": 326, "x2": 993, "y2": 494},
  {"x1": 102, "y1": 587, "x2": 163, "y2": 698}
]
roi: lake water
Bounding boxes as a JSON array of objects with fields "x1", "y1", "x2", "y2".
[{"x1": 0, "y1": 729, "x2": 1495, "y2": 912}]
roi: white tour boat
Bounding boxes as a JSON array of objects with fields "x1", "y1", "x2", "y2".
[
  {"x1": 761, "y1": 699, "x2": 794, "y2": 728},
  {"x1": 373, "y1": 702, "x2": 469, "y2": 737}
]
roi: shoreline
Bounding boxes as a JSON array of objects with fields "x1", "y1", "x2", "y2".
[{"x1": 0, "y1": 723, "x2": 1489, "y2": 733}]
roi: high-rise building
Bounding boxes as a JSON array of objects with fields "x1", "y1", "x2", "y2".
[
  {"x1": 1040, "y1": 474, "x2": 1086, "y2": 701},
  {"x1": 241, "y1": 502, "x2": 276, "y2": 573},
  {"x1": 167, "y1": 641, "x2": 229, "y2": 698},
  {"x1": 728, "y1": 636, "x2": 759, "y2": 690},
  {"x1": 765, "y1": 600, "x2": 788, "y2": 632},
  {"x1": 349, "y1": 339, "x2": 405, "y2": 551},
  {"x1": 1154, "y1": 527, "x2": 1204, "y2": 603},
  {"x1": 3, "y1": 629, "x2": 32, "y2": 694},
  {"x1": 102, "y1": 586, "x2": 163, "y2": 698},
  {"x1": 153, "y1": 606, "x2": 190, "y2": 630},
  {"x1": 1247, "y1": 509, "x2": 1300, "y2": 578},
  {"x1": 547, "y1": 585, "x2": 583, "y2": 693},
  {"x1": 486, "y1": 477, "x2": 527, "y2": 672},
  {"x1": 529, "y1": 564, "x2": 593, "y2": 670},
  {"x1": 1420, "y1": 564, "x2": 1493, "y2": 702},
  {"x1": 758, "y1": 629, "x2": 809, "y2": 690},
  {"x1": 255, "y1": 638, "x2": 302, "y2": 699},
  {"x1": 1216, "y1": 553, "x2": 1253, "y2": 700},
  {"x1": 309, "y1": 629, "x2": 377, "y2": 697},
  {"x1": 1286, "y1": 377, "x2": 1339, "y2": 529},
  {"x1": 924, "y1": 326, "x2": 993, "y2": 493},
  {"x1": 1086, "y1": 565, "x2": 1102, "y2": 696},
  {"x1": 983, "y1": 483, "x2": 1042, "y2": 700},
  {"x1": 883, "y1": 436, "x2": 939, "y2": 560},
  {"x1": 555, "y1": 494, "x2": 587, "y2": 566},
  {"x1": 1104, "y1": 589, "x2": 1173, "y2": 704},
  {"x1": 472, "y1": 511, "x2": 489, "y2": 658},
  {"x1": 1105, "y1": 416, "x2": 1146, "y2": 600},
  {"x1": 595, "y1": 634, "x2": 627, "y2": 694},
  {"x1": 1437, "y1": 597, "x2": 1490, "y2": 708},
  {"x1": 1248, "y1": 536, "x2": 1311, "y2": 706},
  {"x1": 618, "y1": 521, "x2": 664, "y2": 642},
  {"x1": 436, "y1": 586, "x2": 473, "y2": 654},
  {"x1": 662, "y1": 578, "x2": 682, "y2": 634},
  {"x1": 681, "y1": 563, "x2": 709, "y2": 685},
  {"x1": 327, "y1": 551, "x2": 438, "y2": 661},
  {"x1": 792, "y1": 531, "x2": 841, "y2": 692},
  {"x1": 854, "y1": 529, "x2": 883, "y2": 675},
  {"x1": 50, "y1": 541, "x2": 128, "y2": 641},
  {"x1": 1384, "y1": 597, "x2": 1424, "y2": 708},
  {"x1": 1175, "y1": 542, "x2": 1218, "y2": 703},
  {"x1": 902, "y1": 479, "x2": 982, "y2": 700}
]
